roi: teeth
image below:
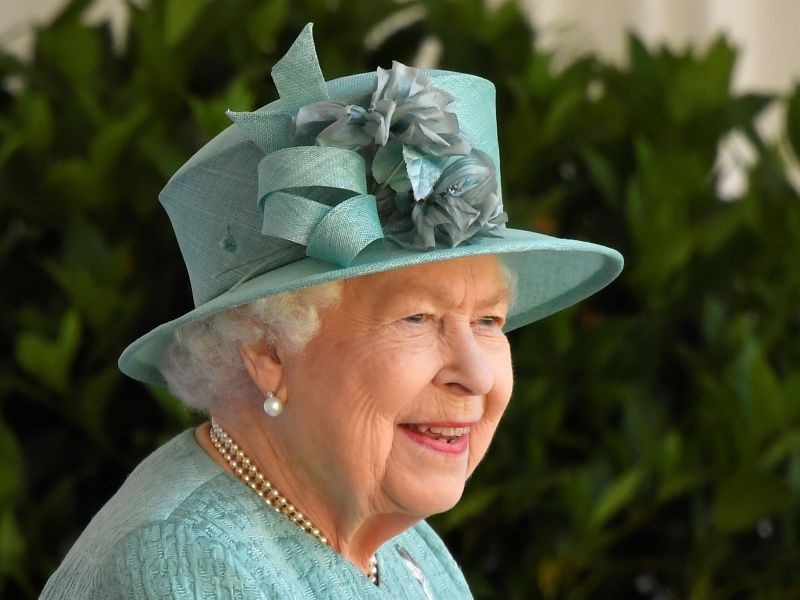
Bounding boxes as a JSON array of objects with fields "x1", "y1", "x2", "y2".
[{"x1": 412, "y1": 424, "x2": 471, "y2": 437}]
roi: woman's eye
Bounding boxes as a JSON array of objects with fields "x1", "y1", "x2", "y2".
[
  {"x1": 475, "y1": 316, "x2": 502, "y2": 327},
  {"x1": 404, "y1": 314, "x2": 427, "y2": 324}
]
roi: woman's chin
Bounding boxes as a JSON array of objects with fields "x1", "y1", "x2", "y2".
[
  {"x1": 421, "y1": 487, "x2": 465, "y2": 516},
  {"x1": 385, "y1": 474, "x2": 467, "y2": 518},
  {"x1": 382, "y1": 427, "x2": 475, "y2": 515}
]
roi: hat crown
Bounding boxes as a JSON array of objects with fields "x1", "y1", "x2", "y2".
[{"x1": 159, "y1": 23, "x2": 502, "y2": 307}]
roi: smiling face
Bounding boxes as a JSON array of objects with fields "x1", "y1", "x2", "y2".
[{"x1": 276, "y1": 254, "x2": 514, "y2": 521}]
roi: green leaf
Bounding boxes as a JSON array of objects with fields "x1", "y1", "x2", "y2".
[
  {"x1": 51, "y1": 0, "x2": 93, "y2": 25},
  {"x1": 580, "y1": 147, "x2": 619, "y2": 204},
  {"x1": 657, "y1": 471, "x2": 706, "y2": 503},
  {"x1": 189, "y1": 77, "x2": 256, "y2": 138},
  {"x1": 668, "y1": 36, "x2": 736, "y2": 122},
  {"x1": 14, "y1": 310, "x2": 82, "y2": 392},
  {"x1": 148, "y1": 385, "x2": 194, "y2": 428},
  {"x1": 19, "y1": 92, "x2": 54, "y2": 156},
  {"x1": 372, "y1": 140, "x2": 410, "y2": 192},
  {"x1": 0, "y1": 420, "x2": 24, "y2": 505},
  {"x1": 760, "y1": 431, "x2": 800, "y2": 469},
  {"x1": 0, "y1": 131, "x2": 23, "y2": 169},
  {"x1": 0, "y1": 508, "x2": 26, "y2": 576},
  {"x1": 43, "y1": 218, "x2": 131, "y2": 331},
  {"x1": 733, "y1": 335, "x2": 783, "y2": 441},
  {"x1": 46, "y1": 157, "x2": 105, "y2": 210},
  {"x1": 164, "y1": 0, "x2": 210, "y2": 46},
  {"x1": 713, "y1": 470, "x2": 792, "y2": 532},
  {"x1": 246, "y1": 0, "x2": 289, "y2": 50},
  {"x1": 726, "y1": 93, "x2": 773, "y2": 128},
  {"x1": 90, "y1": 105, "x2": 151, "y2": 174},
  {"x1": 589, "y1": 468, "x2": 643, "y2": 529},
  {"x1": 35, "y1": 21, "x2": 104, "y2": 90},
  {"x1": 438, "y1": 486, "x2": 501, "y2": 531},
  {"x1": 786, "y1": 84, "x2": 800, "y2": 160},
  {"x1": 0, "y1": 48, "x2": 28, "y2": 78},
  {"x1": 402, "y1": 145, "x2": 443, "y2": 200},
  {"x1": 627, "y1": 33, "x2": 657, "y2": 81},
  {"x1": 77, "y1": 367, "x2": 121, "y2": 444},
  {"x1": 541, "y1": 87, "x2": 583, "y2": 142},
  {"x1": 46, "y1": 262, "x2": 122, "y2": 332},
  {"x1": 138, "y1": 124, "x2": 188, "y2": 179}
]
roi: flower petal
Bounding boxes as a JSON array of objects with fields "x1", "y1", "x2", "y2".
[{"x1": 293, "y1": 101, "x2": 349, "y2": 137}]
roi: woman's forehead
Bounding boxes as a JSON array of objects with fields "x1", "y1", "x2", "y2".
[{"x1": 344, "y1": 256, "x2": 510, "y2": 306}]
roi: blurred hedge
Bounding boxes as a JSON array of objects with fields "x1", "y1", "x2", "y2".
[{"x1": 2, "y1": 0, "x2": 800, "y2": 598}]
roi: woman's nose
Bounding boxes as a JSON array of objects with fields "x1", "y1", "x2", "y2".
[{"x1": 432, "y1": 322, "x2": 494, "y2": 398}]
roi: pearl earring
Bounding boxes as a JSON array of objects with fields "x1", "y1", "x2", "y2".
[{"x1": 263, "y1": 391, "x2": 284, "y2": 417}]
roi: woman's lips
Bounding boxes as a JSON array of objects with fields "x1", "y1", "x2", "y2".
[{"x1": 399, "y1": 423, "x2": 472, "y2": 455}]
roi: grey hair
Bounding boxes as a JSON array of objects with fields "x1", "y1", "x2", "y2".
[
  {"x1": 160, "y1": 257, "x2": 517, "y2": 414},
  {"x1": 160, "y1": 280, "x2": 344, "y2": 413},
  {"x1": 497, "y1": 256, "x2": 517, "y2": 309}
]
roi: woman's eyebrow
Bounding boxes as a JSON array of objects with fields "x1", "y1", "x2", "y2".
[
  {"x1": 476, "y1": 288, "x2": 511, "y2": 309},
  {"x1": 391, "y1": 284, "x2": 510, "y2": 308}
]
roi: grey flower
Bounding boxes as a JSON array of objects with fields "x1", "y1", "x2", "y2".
[
  {"x1": 293, "y1": 101, "x2": 372, "y2": 149},
  {"x1": 407, "y1": 149, "x2": 507, "y2": 248},
  {"x1": 291, "y1": 61, "x2": 503, "y2": 250},
  {"x1": 370, "y1": 61, "x2": 463, "y2": 151},
  {"x1": 294, "y1": 61, "x2": 473, "y2": 200},
  {"x1": 369, "y1": 61, "x2": 472, "y2": 199}
]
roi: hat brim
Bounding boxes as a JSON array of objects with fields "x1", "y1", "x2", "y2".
[{"x1": 118, "y1": 227, "x2": 623, "y2": 387}]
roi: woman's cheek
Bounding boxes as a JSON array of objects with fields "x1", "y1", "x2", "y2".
[
  {"x1": 466, "y1": 421, "x2": 497, "y2": 475},
  {"x1": 376, "y1": 324, "x2": 441, "y2": 364}
]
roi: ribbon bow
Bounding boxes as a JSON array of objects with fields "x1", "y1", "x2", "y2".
[
  {"x1": 227, "y1": 23, "x2": 385, "y2": 272},
  {"x1": 255, "y1": 145, "x2": 383, "y2": 266}
]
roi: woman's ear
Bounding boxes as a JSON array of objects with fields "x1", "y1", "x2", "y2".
[{"x1": 239, "y1": 338, "x2": 285, "y2": 397}]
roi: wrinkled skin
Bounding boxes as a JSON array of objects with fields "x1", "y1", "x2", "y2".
[{"x1": 196, "y1": 254, "x2": 514, "y2": 574}]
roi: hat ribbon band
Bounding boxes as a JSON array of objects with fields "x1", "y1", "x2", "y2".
[{"x1": 256, "y1": 146, "x2": 384, "y2": 267}]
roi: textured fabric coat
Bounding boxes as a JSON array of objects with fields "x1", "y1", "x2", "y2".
[{"x1": 40, "y1": 429, "x2": 473, "y2": 599}]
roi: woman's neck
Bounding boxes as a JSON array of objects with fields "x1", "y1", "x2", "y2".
[{"x1": 194, "y1": 416, "x2": 417, "y2": 574}]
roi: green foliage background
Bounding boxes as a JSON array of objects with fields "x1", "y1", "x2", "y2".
[{"x1": 3, "y1": 0, "x2": 800, "y2": 598}]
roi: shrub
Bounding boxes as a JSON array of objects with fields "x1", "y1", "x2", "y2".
[{"x1": 2, "y1": 0, "x2": 799, "y2": 597}]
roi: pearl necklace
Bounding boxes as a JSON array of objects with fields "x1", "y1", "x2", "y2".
[{"x1": 209, "y1": 418, "x2": 379, "y2": 584}]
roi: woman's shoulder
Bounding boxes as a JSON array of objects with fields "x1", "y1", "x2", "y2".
[
  {"x1": 82, "y1": 428, "x2": 230, "y2": 539},
  {"x1": 41, "y1": 427, "x2": 339, "y2": 599},
  {"x1": 40, "y1": 428, "x2": 248, "y2": 599}
]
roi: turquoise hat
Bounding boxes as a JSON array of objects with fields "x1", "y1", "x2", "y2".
[{"x1": 118, "y1": 23, "x2": 623, "y2": 387}]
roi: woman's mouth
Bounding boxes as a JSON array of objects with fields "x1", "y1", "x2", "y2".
[{"x1": 399, "y1": 423, "x2": 473, "y2": 455}]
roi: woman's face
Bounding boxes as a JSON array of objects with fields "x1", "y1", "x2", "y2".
[{"x1": 278, "y1": 254, "x2": 514, "y2": 520}]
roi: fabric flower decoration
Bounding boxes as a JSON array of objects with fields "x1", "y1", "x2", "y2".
[
  {"x1": 293, "y1": 101, "x2": 373, "y2": 149},
  {"x1": 409, "y1": 150, "x2": 507, "y2": 248},
  {"x1": 369, "y1": 62, "x2": 473, "y2": 202},
  {"x1": 292, "y1": 61, "x2": 505, "y2": 250},
  {"x1": 369, "y1": 61, "x2": 470, "y2": 152}
]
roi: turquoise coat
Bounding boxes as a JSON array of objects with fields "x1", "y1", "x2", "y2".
[{"x1": 40, "y1": 429, "x2": 473, "y2": 599}]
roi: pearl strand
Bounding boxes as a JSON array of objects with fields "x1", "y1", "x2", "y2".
[{"x1": 209, "y1": 418, "x2": 379, "y2": 584}]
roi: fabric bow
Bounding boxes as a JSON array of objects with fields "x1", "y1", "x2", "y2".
[
  {"x1": 255, "y1": 145, "x2": 383, "y2": 266},
  {"x1": 226, "y1": 23, "x2": 385, "y2": 272}
]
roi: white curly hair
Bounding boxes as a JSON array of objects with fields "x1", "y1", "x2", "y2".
[{"x1": 160, "y1": 280, "x2": 344, "y2": 413}]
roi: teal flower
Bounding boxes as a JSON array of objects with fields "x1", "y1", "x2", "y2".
[
  {"x1": 292, "y1": 61, "x2": 504, "y2": 250},
  {"x1": 368, "y1": 61, "x2": 471, "y2": 200},
  {"x1": 294, "y1": 61, "x2": 472, "y2": 198},
  {"x1": 369, "y1": 61, "x2": 467, "y2": 153},
  {"x1": 293, "y1": 101, "x2": 372, "y2": 149},
  {"x1": 407, "y1": 150, "x2": 507, "y2": 248}
]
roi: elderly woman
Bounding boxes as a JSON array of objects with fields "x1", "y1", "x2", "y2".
[{"x1": 41, "y1": 24, "x2": 621, "y2": 599}]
